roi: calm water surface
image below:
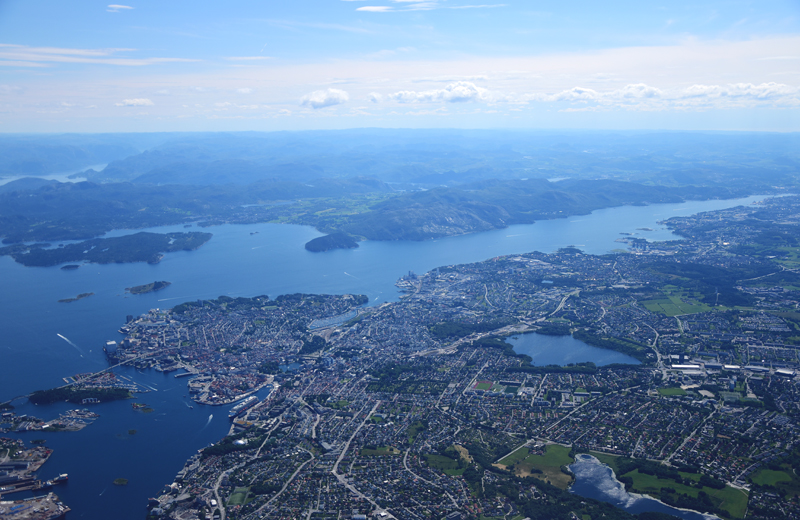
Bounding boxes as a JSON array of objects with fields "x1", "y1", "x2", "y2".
[
  {"x1": 570, "y1": 454, "x2": 719, "y2": 520},
  {"x1": 509, "y1": 333, "x2": 641, "y2": 366},
  {"x1": 0, "y1": 195, "x2": 764, "y2": 518}
]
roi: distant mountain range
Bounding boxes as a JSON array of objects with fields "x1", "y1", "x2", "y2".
[{"x1": 0, "y1": 129, "x2": 798, "y2": 252}]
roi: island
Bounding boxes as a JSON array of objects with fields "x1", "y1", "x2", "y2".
[
  {"x1": 28, "y1": 386, "x2": 132, "y2": 405},
  {"x1": 126, "y1": 281, "x2": 171, "y2": 295},
  {"x1": 2, "y1": 231, "x2": 212, "y2": 267},
  {"x1": 304, "y1": 232, "x2": 359, "y2": 252},
  {"x1": 113, "y1": 478, "x2": 129, "y2": 486},
  {"x1": 58, "y1": 292, "x2": 94, "y2": 303},
  {"x1": 60, "y1": 264, "x2": 80, "y2": 270}
]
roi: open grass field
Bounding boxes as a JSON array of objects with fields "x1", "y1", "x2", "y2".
[
  {"x1": 589, "y1": 451, "x2": 620, "y2": 472},
  {"x1": 642, "y1": 295, "x2": 711, "y2": 316},
  {"x1": 425, "y1": 454, "x2": 461, "y2": 470},
  {"x1": 752, "y1": 465, "x2": 800, "y2": 497},
  {"x1": 658, "y1": 387, "x2": 688, "y2": 396},
  {"x1": 500, "y1": 444, "x2": 574, "y2": 489},
  {"x1": 623, "y1": 469, "x2": 748, "y2": 518},
  {"x1": 498, "y1": 447, "x2": 530, "y2": 466},
  {"x1": 227, "y1": 486, "x2": 251, "y2": 506},
  {"x1": 474, "y1": 381, "x2": 493, "y2": 390},
  {"x1": 752, "y1": 469, "x2": 792, "y2": 486},
  {"x1": 361, "y1": 446, "x2": 401, "y2": 456}
]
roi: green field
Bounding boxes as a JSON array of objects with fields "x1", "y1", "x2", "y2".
[
  {"x1": 498, "y1": 447, "x2": 530, "y2": 466},
  {"x1": 589, "y1": 451, "x2": 620, "y2": 471},
  {"x1": 752, "y1": 469, "x2": 792, "y2": 487},
  {"x1": 407, "y1": 420, "x2": 426, "y2": 442},
  {"x1": 227, "y1": 486, "x2": 252, "y2": 506},
  {"x1": 475, "y1": 381, "x2": 493, "y2": 391},
  {"x1": 642, "y1": 295, "x2": 711, "y2": 316},
  {"x1": 751, "y1": 466, "x2": 800, "y2": 497},
  {"x1": 361, "y1": 446, "x2": 401, "y2": 456},
  {"x1": 623, "y1": 469, "x2": 748, "y2": 519},
  {"x1": 425, "y1": 454, "x2": 461, "y2": 471},
  {"x1": 658, "y1": 387, "x2": 688, "y2": 396},
  {"x1": 501, "y1": 444, "x2": 574, "y2": 489}
]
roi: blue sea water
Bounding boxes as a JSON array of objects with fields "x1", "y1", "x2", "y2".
[{"x1": 0, "y1": 195, "x2": 765, "y2": 518}]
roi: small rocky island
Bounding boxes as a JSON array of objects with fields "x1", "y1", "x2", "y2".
[
  {"x1": 58, "y1": 292, "x2": 94, "y2": 303},
  {"x1": 304, "y1": 232, "x2": 359, "y2": 252},
  {"x1": 126, "y1": 281, "x2": 171, "y2": 295}
]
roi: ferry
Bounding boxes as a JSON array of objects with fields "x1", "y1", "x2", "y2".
[{"x1": 228, "y1": 396, "x2": 258, "y2": 420}]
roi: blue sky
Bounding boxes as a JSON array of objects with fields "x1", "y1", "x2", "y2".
[{"x1": 0, "y1": 0, "x2": 798, "y2": 132}]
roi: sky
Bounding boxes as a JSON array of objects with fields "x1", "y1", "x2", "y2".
[{"x1": 0, "y1": 0, "x2": 799, "y2": 132}]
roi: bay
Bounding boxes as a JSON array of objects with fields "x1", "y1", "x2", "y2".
[{"x1": 0, "y1": 195, "x2": 765, "y2": 518}]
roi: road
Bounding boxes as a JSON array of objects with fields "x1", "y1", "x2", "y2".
[{"x1": 330, "y1": 400, "x2": 397, "y2": 519}]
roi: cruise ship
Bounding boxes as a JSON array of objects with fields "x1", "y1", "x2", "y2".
[{"x1": 228, "y1": 396, "x2": 258, "y2": 420}]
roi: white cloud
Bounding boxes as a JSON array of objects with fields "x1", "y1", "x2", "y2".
[
  {"x1": 389, "y1": 81, "x2": 491, "y2": 103},
  {"x1": 356, "y1": 6, "x2": 393, "y2": 11},
  {"x1": 107, "y1": 4, "x2": 134, "y2": 12},
  {"x1": 236, "y1": 88, "x2": 253, "y2": 94},
  {"x1": 115, "y1": 98, "x2": 153, "y2": 107},
  {"x1": 610, "y1": 83, "x2": 662, "y2": 99},
  {"x1": 551, "y1": 87, "x2": 600, "y2": 102},
  {"x1": 300, "y1": 88, "x2": 349, "y2": 109},
  {"x1": 727, "y1": 82, "x2": 797, "y2": 99},
  {"x1": 681, "y1": 84, "x2": 726, "y2": 98},
  {"x1": 367, "y1": 92, "x2": 383, "y2": 103},
  {"x1": 533, "y1": 82, "x2": 800, "y2": 110}
]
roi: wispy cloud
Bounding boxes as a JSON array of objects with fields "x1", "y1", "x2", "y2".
[
  {"x1": 300, "y1": 88, "x2": 349, "y2": 109},
  {"x1": 115, "y1": 98, "x2": 153, "y2": 107},
  {"x1": 0, "y1": 44, "x2": 198, "y2": 67},
  {"x1": 107, "y1": 4, "x2": 134, "y2": 12},
  {"x1": 528, "y1": 82, "x2": 800, "y2": 110},
  {"x1": 356, "y1": 6, "x2": 393, "y2": 12},
  {"x1": 355, "y1": 1, "x2": 505, "y2": 12}
]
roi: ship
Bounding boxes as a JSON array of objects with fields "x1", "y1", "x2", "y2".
[
  {"x1": 228, "y1": 396, "x2": 258, "y2": 420},
  {"x1": 38, "y1": 474, "x2": 68, "y2": 490}
]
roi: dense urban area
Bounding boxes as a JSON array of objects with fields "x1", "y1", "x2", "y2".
[{"x1": 6, "y1": 195, "x2": 800, "y2": 520}]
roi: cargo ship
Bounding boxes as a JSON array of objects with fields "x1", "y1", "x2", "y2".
[{"x1": 228, "y1": 396, "x2": 258, "y2": 420}]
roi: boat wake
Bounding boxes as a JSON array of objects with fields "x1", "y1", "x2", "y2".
[{"x1": 57, "y1": 333, "x2": 84, "y2": 357}]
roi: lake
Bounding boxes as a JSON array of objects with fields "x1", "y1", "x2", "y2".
[
  {"x1": 0, "y1": 194, "x2": 765, "y2": 518},
  {"x1": 508, "y1": 333, "x2": 641, "y2": 366},
  {"x1": 569, "y1": 454, "x2": 719, "y2": 520}
]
